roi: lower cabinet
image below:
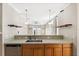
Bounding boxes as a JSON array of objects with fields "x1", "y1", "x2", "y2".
[
  {"x1": 22, "y1": 46, "x2": 33, "y2": 56},
  {"x1": 5, "y1": 44, "x2": 73, "y2": 56},
  {"x1": 54, "y1": 47, "x2": 62, "y2": 56},
  {"x1": 45, "y1": 44, "x2": 54, "y2": 56},
  {"x1": 34, "y1": 48, "x2": 44, "y2": 56},
  {"x1": 22, "y1": 44, "x2": 44, "y2": 56},
  {"x1": 45, "y1": 44, "x2": 62, "y2": 56},
  {"x1": 63, "y1": 44, "x2": 73, "y2": 56},
  {"x1": 22, "y1": 44, "x2": 73, "y2": 56}
]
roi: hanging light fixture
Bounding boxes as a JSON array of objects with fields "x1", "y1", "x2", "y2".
[
  {"x1": 48, "y1": 9, "x2": 52, "y2": 25},
  {"x1": 25, "y1": 9, "x2": 29, "y2": 24},
  {"x1": 49, "y1": 9, "x2": 51, "y2": 21}
]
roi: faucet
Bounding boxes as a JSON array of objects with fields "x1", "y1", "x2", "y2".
[
  {"x1": 34, "y1": 30, "x2": 36, "y2": 40},
  {"x1": 29, "y1": 36, "x2": 31, "y2": 40}
]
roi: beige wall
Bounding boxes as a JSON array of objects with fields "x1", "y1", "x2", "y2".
[
  {"x1": 77, "y1": 4, "x2": 79, "y2": 56},
  {"x1": 3, "y1": 4, "x2": 28, "y2": 41},
  {"x1": 3, "y1": 4, "x2": 17, "y2": 41},
  {"x1": 0, "y1": 3, "x2": 2, "y2": 56},
  {"x1": 57, "y1": 4, "x2": 77, "y2": 55},
  {"x1": 0, "y1": 3, "x2": 2, "y2": 32}
]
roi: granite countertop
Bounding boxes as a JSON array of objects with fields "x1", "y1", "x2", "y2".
[{"x1": 4, "y1": 39, "x2": 73, "y2": 44}]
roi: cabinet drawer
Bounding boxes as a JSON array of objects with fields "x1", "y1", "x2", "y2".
[
  {"x1": 22, "y1": 44, "x2": 34, "y2": 48},
  {"x1": 22, "y1": 44, "x2": 44, "y2": 48},
  {"x1": 45, "y1": 44, "x2": 62, "y2": 48}
]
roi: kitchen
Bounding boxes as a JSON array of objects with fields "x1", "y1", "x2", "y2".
[{"x1": 3, "y1": 3, "x2": 77, "y2": 56}]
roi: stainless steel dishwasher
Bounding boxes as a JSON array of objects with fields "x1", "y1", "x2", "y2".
[{"x1": 5, "y1": 44, "x2": 21, "y2": 56}]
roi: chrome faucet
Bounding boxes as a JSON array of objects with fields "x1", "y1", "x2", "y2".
[{"x1": 34, "y1": 30, "x2": 36, "y2": 40}]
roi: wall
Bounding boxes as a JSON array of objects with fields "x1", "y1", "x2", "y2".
[
  {"x1": 3, "y1": 3, "x2": 29, "y2": 41},
  {"x1": 0, "y1": 3, "x2": 2, "y2": 56},
  {"x1": 57, "y1": 4, "x2": 77, "y2": 55},
  {"x1": 0, "y1": 4, "x2": 2, "y2": 32},
  {"x1": 77, "y1": 4, "x2": 79, "y2": 56},
  {"x1": 3, "y1": 4, "x2": 16, "y2": 41},
  {"x1": 3, "y1": 4, "x2": 19, "y2": 41}
]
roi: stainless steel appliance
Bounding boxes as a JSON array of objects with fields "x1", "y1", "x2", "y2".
[{"x1": 5, "y1": 44, "x2": 21, "y2": 56}]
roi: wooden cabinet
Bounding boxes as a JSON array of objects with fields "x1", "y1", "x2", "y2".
[
  {"x1": 45, "y1": 44, "x2": 62, "y2": 56},
  {"x1": 22, "y1": 45, "x2": 33, "y2": 56},
  {"x1": 34, "y1": 47, "x2": 44, "y2": 56},
  {"x1": 22, "y1": 44, "x2": 73, "y2": 56},
  {"x1": 45, "y1": 44, "x2": 54, "y2": 56},
  {"x1": 22, "y1": 44, "x2": 44, "y2": 56},
  {"x1": 63, "y1": 44, "x2": 73, "y2": 56},
  {"x1": 54, "y1": 47, "x2": 62, "y2": 56},
  {"x1": 33, "y1": 44, "x2": 44, "y2": 56}
]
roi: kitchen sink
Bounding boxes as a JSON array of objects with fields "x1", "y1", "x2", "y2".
[{"x1": 26, "y1": 39, "x2": 42, "y2": 42}]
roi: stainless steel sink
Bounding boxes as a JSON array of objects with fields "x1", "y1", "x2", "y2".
[{"x1": 26, "y1": 39, "x2": 42, "y2": 42}]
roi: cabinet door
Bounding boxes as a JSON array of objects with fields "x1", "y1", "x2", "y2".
[
  {"x1": 53, "y1": 47, "x2": 62, "y2": 56},
  {"x1": 45, "y1": 44, "x2": 54, "y2": 56},
  {"x1": 45, "y1": 44, "x2": 62, "y2": 56},
  {"x1": 63, "y1": 44, "x2": 73, "y2": 56},
  {"x1": 33, "y1": 44, "x2": 44, "y2": 56},
  {"x1": 22, "y1": 48, "x2": 33, "y2": 56},
  {"x1": 45, "y1": 48, "x2": 54, "y2": 56},
  {"x1": 63, "y1": 48, "x2": 72, "y2": 56},
  {"x1": 34, "y1": 48, "x2": 44, "y2": 56},
  {"x1": 22, "y1": 44, "x2": 33, "y2": 56},
  {"x1": 22, "y1": 44, "x2": 44, "y2": 56}
]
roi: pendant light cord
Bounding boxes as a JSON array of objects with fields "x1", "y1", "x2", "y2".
[
  {"x1": 49, "y1": 9, "x2": 51, "y2": 21},
  {"x1": 25, "y1": 9, "x2": 28, "y2": 23}
]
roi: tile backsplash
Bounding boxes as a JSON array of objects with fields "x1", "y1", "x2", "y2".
[{"x1": 14, "y1": 35, "x2": 64, "y2": 40}]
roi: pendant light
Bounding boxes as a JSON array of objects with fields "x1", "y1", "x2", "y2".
[
  {"x1": 25, "y1": 9, "x2": 29, "y2": 24},
  {"x1": 48, "y1": 9, "x2": 52, "y2": 26},
  {"x1": 49, "y1": 9, "x2": 51, "y2": 21}
]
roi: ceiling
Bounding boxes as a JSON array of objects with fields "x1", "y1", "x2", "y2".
[{"x1": 8, "y1": 3, "x2": 70, "y2": 25}]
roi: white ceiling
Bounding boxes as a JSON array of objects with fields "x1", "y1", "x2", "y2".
[{"x1": 8, "y1": 3, "x2": 70, "y2": 25}]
